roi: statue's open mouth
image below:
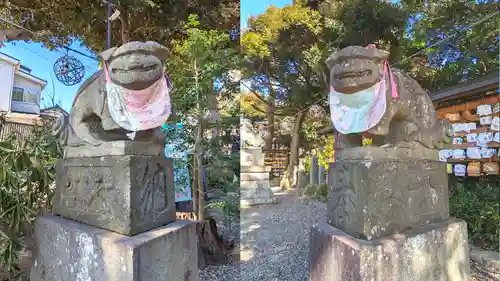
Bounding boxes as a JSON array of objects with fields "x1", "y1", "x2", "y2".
[
  {"x1": 335, "y1": 69, "x2": 372, "y2": 80},
  {"x1": 112, "y1": 64, "x2": 158, "y2": 73}
]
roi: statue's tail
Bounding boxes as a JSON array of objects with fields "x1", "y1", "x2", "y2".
[{"x1": 51, "y1": 112, "x2": 69, "y2": 146}]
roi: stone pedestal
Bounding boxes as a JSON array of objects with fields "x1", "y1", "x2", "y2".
[
  {"x1": 327, "y1": 159, "x2": 449, "y2": 239},
  {"x1": 308, "y1": 219, "x2": 470, "y2": 281},
  {"x1": 308, "y1": 147, "x2": 470, "y2": 281},
  {"x1": 32, "y1": 141, "x2": 198, "y2": 281},
  {"x1": 240, "y1": 148, "x2": 276, "y2": 206},
  {"x1": 54, "y1": 155, "x2": 176, "y2": 236},
  {"x1": 30, "y1": 215, "x2": 198, "y2": 281}
]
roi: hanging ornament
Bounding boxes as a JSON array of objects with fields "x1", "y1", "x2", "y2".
[
  {"x1": 307, "y1": 104, "x2": 326, "y2": 120},
  {"x1": 279, "y1": 117, "x2": 294, "y2": 135},
  {"x1": 53, "y1": 55, "x2": 85, "y2": 86}
]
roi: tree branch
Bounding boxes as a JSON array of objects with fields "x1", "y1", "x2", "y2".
[{"x1": 250, "y1": 104, "x2": 290, "y2": 117}]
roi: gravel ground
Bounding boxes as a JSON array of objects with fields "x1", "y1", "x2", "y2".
[
  {"x1": 200, "y1": 190, "x2": 326, "y2": 281},
  {"x1": 200, "y1": 190, "x2": 498, "y2": 281}
]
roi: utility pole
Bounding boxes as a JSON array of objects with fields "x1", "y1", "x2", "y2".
[{"x1": 107, "y1": 2, "x2": 111, "y2": 49}]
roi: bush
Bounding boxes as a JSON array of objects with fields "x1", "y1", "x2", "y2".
[
  {"x1": 449, "y1": 181, "x2": 499, "y2": 250},
  {"x1": 300, "y1": 183, "x2": 328, "y2": 203},
  {"x1": 0, "y1": 117, "x2": 62, "y2": 276}
]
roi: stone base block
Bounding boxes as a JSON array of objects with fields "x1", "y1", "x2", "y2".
[
  {"x1": 240, "y1": 178, "x2": 276, "y2": 206},
  {"x1": 240, "y1": 196, "x2": 277, "y2": 206},
  {"x1": 328, "y1": 159, "x2": 449, "y2": 239},
  {"x1": 240, "y1": 171, "x2": 270, "y2": 181},
  {"x1": 308, "y1": 218, "x2": 470, "y2": 281},
  {"x1": 54, "y1": 155, "x2": 176, "y2": 236},
  {"x1": 30, "y1": 215, "x2": 198, "y2": 281}
]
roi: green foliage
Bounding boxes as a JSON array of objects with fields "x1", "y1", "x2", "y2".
[
  {"x1": 0, "y1": 117, "x2": 62, "y2": 275},
  {"x1": 300, "y1": 183, "x2": 328, "y2": 203},
  {"x1": 0, "y1": 0, "x2": 239, "y2": 52},
  {"x1": 206, "y1": 193, "x2": 239, "y2": 223},
  {"x1": 449, "y1": 181, "x2": 499, "y2": 250},
  {"x1": 241, "y1": 5, "x2": 328, "y2": 114},
  {"x1": 239, "y1": 92, "x2": 268, "y2": 120},
  {"x1": 167, "y1": 15, "x2": 239, "y2": 117},
  {"x1": 304, "y1": 135, "x2": 334, "y2": 171},
  {"x1": 388, "y1": 0, "x2": 498, "y2": 91},
  {"x1": 166, "y1": 15, "x2": 240, "y2": 217}
]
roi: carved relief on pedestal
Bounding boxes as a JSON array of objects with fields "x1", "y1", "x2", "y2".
[
  {"x1": 57, "y1": 165, "x2": 115, "y2": 220},
  {"x1": 327, "y1": 161, "x2": 449, "y2": 239},
  {"x1": 138, "y1": 162, "x2": 170, "y2": 218},
  {"x1": 327, "y1": 163, "x2": 359, "y2": 235}
]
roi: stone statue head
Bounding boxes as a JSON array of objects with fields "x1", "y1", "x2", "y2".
[
  {"x1": 325, "y1": 45, "x2": 389, "y2": 94},
  {"x1": 99, "y1": 41, "x2": 168, "y2": 90}
]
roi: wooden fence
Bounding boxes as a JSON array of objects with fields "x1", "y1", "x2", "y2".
[{"x1": 0, "y1": 121, "x2": 37, "y2": 141}]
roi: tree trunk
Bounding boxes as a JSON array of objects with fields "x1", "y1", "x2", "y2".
[
  {"x1": 264, "y1": 94, "x2": 275, "y2": 150},
  {"x1": 194, "y1": 60, "x2": 205, "y2": 221},
  {"x1": 286, "y1": 111, "x2": 305, "y2": 189},
  {"x1": 191, "y1": 157, "x2": 199, "y2": 220},
  {"x1": 196, "y1": 218, "x2": 232, "y2": 268},
  {"x1": 119, "y1": 12, "x2": 131, "y2": 44},
  {"x1": 195, "y1": 122, "x2": 204, "y2": 221},
  {"x1": 207, "y1": 93, "x2": 220, "y2": 138}
]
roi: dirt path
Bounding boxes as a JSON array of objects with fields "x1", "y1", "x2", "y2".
[{"x1": 200, "y1": 190, "x2": 326, "y2": 281}]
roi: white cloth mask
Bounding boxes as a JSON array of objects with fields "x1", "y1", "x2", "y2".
[{"x1": 329, "y1": 60, "x2": 398, "y2": 134}]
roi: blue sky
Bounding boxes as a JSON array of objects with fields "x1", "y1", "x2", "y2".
[
  {"x1": 1, "y1": 41, "x2": 98, "y2": 112},
  {"x1": 241, "y1": 0, "x2": 292, "y2": 28},
  {"x1": 0, "y1": 0, "x2": 291, "y2": 112}
]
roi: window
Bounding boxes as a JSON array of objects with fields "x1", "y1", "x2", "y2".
[
  {"x1": 12, "y1": 87, "x2": 24, "y2": 101},
  {"x1": 11, "y1": 87, "x2": 38, "y2": 103}
]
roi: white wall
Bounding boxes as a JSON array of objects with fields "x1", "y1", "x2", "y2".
[
  {"x1": 11, "y1": 74, "x2": 42, "y2": 114},
  {"x1": 0, "y1": 60, "x2": 15, "y2": 112}
]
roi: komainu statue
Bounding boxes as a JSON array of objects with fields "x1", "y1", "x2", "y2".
[
  {"x1": 52, "y1": 41, "x2": 172, "y2": 149},
  {"x1": 326, "y1": 44, "x2": 452, "y2": 150}
]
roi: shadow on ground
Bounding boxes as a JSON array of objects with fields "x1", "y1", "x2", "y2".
[{"x1": 200, "y1": 190, "x2": 326, "y2": 281}]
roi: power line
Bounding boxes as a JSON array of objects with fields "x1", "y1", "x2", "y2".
[
  {"x1": 0, "y1": 17, "x2": 99, "y2": 61},
  {"x1": 397, "y1": 10, "x2": 500, "y2": 65},
  {"x1": 247, "y1": 9, "x2": 500, "y2": 130},
  {"x1": 16, "y1": 43, "x2": 98, "y2": 78}
]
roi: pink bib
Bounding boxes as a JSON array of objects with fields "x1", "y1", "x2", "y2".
[{"x1": 104, "y1": 65, "x2": 171, "y2": 138}]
